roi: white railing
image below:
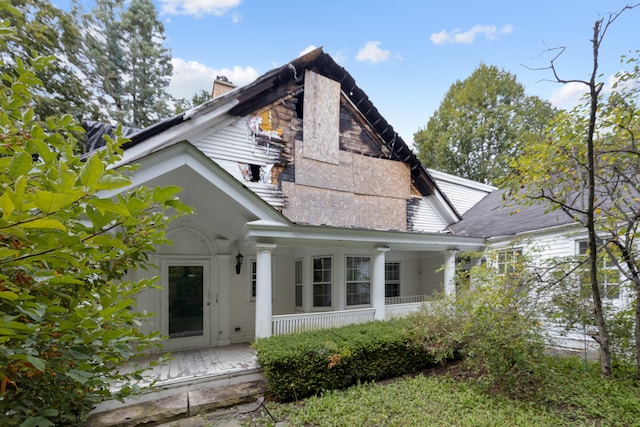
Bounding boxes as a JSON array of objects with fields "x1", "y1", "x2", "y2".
[
  {"x1": 385, "y1": 294, "x2": 427, "y2": 305},
  {"x1": 272, "y1": 308, "x2": 376, "y2": 335},
  {"x1": 386, "y1": 301, "x2": 436, "y2": 318}
]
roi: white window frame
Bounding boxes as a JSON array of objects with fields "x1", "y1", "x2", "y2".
[
  {"x1": 248, "y1": 258, "x2": 276, "y2": 302},
  {"x1": 346, "y1": 256, "x2": 371, "y2": 306},
  {"x1": 295, "y1": 258, "x2": 303, "y2": 308},
  {"x1": 577, "y1": 239, "x2": 621, "y2": 300},
  {"x1": 497, "y1": 248, "x2": 523, "y2": 275},
  {"x1": 312, "y1": 256, "x2": 332, "y2": 308},
  {"x1": 384, "y1": 261, "x2": 400, "y2": 298}
]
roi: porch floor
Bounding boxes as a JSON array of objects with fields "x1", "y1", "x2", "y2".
[
  {"x1": 89, "y1": 343, "x2": 266, "y2": 427},
  {"x1": 128, "y1": 342, "x2": 260, "y2": 388}
]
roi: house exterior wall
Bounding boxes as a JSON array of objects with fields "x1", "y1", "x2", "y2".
[
  {"x1": 486, "y1": 225, "x2": 628, "y2": 353},
  {"x1": 408, "y1": 197, "x2": 450, "y2": 233}
]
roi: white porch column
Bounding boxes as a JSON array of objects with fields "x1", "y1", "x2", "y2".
[
  {"x1": 372, "y1": 246, "x2": 390, "y2": 321},
  {"x1": 255, "y1": 243, "x2": 276, "y2": 339},
  {"x1": 443, "y1": 249, "x2": 458, "y2": 298}
]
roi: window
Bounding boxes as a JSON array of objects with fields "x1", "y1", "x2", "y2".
[
  {"x1": 578, "y1": 240, "x2": 620, "y2": 299},
  {"x1": 250, "y1": 259, "x2": 257, "y2": 301},
  {"x1": 346, "y1": 256, "x2": 371, "y2": 306},
  {"x1": 385, "y1": 262, "x2": 400, "y2": 298},
  {"x1": 313, "y1": 257, "x2": 332, "y2": 307},
  {"x1": 295, "y1": 258, "x2": 303, "y2": 307},
  {"x1": 249, "y1": 259, "x2": 276, "y2": 302},
  {"x1": 497, "y1": 248, "x2": 522, "y2": 275}
]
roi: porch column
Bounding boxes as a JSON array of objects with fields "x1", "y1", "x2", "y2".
[
  {"x1": 372, "y1": 246, "x2": 390, "y2": 321},
  {"x1": 443, "y1": 249, "x2": 457, "y2": 298},
  {"x1": 255, "y1": 243, "x2": 276, "y2": 339}
]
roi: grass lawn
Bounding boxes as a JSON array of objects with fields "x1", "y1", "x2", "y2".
[{"x1": 252, "y1": 356, "x2": 640, "y2": 426}]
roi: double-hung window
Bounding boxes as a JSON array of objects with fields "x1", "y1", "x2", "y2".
[
  {"x1": 295, "y1": 258, "x2": 303, "y2": 308},
  {"x1": 313, "y1": 257, "x2": 332, "y2": 307},
  {"x1": 578, "y1": 240, "x2": 620, "y2": 299},
  {"x1": 249, "y1": 258, "x2": 276, "y2": 302},
  {"x1": 385, "y1": 262, "x2": 400, "y2": 298},
  {"x1": 346, "y1": 256, "x2": 371, "y2": 306},
  {"x1": 497, "y1": 248, "x2": 522, "y2": 275}
]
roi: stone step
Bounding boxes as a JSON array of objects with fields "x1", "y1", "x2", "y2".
[{"x1": 86, "y1": 370, "x2": 267, "y2": 427}]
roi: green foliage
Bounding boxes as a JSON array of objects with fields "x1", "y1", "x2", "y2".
[
  {"x1": 409, "y1": 249, "x2": 548, "y2": 392},
  {"x1": 505, "y1": 28, "x2": 640, "y2": 376},
  {"x1": 80, "y1": 0, "x2": 173, "y2": 128},
  {"x1": 257, "y1": 356, "x2": 640, "y2": 427},
  {"x1": 0, "y1": 0, "x2": 101, "y2": 123},
  {"x1": 174, "y1": 89, "x2": 212, "y2": 114},
  {"x1": 414, "y1": 63, "x2": 557, "y2": 184},
  {"x1": 252, "y1": 319, "x2": 439, "y2": 402},
  {"x1": 0, "y1": 11, "x2": 191, "y2": 425}
]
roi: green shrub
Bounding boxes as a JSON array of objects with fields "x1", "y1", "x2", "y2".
[{"x1": 252, "y1": 319, "x2": 440, "y2": 401}]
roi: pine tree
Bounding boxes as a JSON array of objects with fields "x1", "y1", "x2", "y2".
[{"x1": 81, "y1": 0, "x2": 173, "y2": 128}]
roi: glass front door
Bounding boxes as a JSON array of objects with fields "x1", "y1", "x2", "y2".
[
  {"x1": 168, "y1": 265, "x2": 204, "y2": 338},
  {"x1": 162, "y1": 260, "x2": 211, "y2": 349}
]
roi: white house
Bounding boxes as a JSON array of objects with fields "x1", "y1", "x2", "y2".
[
  {"x1": 88, "y1": 47, "x2": 629, "y2": 356},
  {"x1": 450, "y1": 188, "x2": 632, "y2": 351},
  {"x1": 89, "y1": 48, "x2": 487, "y2": 353}
]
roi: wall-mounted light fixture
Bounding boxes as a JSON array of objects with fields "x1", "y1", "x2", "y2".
[{"x1": 235, "y1": 252, "x2": 244, "y2": 275}]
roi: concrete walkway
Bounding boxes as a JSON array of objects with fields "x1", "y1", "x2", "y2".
[{"x1": 87, "y1": 344, "x2": 268, "y2": 427}]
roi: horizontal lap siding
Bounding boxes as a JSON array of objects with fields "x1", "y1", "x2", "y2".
[{"x1": 408, "y1": 197, "x2": 449, "y2": 233}]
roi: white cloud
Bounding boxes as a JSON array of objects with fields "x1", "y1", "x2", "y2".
[
  {"x1": 168, "y1": 58, "x2": 258, "y2": 100},
  {"x1": 160, "y1": 0, "x2": 240, "y2": 17},
  {"x1": 231, "y1": 11, "x2": 242, "y2": 23},
  {"x1": 356, "y1": 41, "x2": 391, "y2": 64},
  {"x1": 549, "y1": 81, "x2": 587, "y2": 109},
  {"x1": 549, "y1": 74, "x2": 640, "y2": 110},
  {"x1": 430, "y1": 24, "x2": 513, "y2": 45}
]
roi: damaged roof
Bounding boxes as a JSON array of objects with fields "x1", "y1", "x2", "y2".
[{"x1": 84, "y1": 47, "x2": 444, "y2": 202}]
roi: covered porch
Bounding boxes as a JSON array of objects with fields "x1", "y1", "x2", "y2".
[{"x1": 245, "y1": 222, "x2": 485, "y2": 339}]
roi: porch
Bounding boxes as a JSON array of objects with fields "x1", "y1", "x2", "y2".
[{"x1": 272, "y1": 295, "x2": 435, "y2": 335}]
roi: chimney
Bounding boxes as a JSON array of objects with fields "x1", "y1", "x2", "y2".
[{"x1": 211, "y1": 75, "x2": 236, "y2": 98}]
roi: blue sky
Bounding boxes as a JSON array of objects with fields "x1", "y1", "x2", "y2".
[{"x1": 79, "y1": 1, "x2": 640, "y2": 143}]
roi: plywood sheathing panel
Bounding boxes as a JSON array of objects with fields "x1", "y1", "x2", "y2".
[
  {"x1": 281, "y1": 181, "x2": 407, "y2": 231},
  {"x1": 302, "y1": 71, "x2": 340, "y2": 165},
  {"x1": 352, "y1": 154, "x2": 410, "y2": 199},
  {"x1": 294, "y1": 141, "x2": 410, "y2": 198},
  {"x1": 295, "y1": 143, "x2": 354, "y2": 192}
]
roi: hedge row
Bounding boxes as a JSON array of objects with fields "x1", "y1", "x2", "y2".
[{"x1": 252, "y1": 318, "x2": 440, "y2": 401}]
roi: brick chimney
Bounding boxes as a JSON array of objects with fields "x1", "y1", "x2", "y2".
[{"x1": 211, "y1": 75, "x2": 236, "y2": 98}]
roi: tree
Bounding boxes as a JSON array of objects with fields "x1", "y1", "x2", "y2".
[
  {"x1": 0, "y1": 6, "x2": 191, "y2": 425},
  {"x1": 414, "y1": 64, "x2": 558, "y2": 184},
  {"x1": 506, "y1": 5, "x2": 639, "y2": 377},
  {"x1": 80, "y1": 0, "x2": 173, "y2": 128},
  {"x1": 174, "y1": 89, "x2": 212, "y2": 114},
  {"x1": 0, "y1": 0, "x2": 100, "y2": 122}
]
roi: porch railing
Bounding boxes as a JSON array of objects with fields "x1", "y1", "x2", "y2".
[
  {"x1": 386, "y1": 301, "x2": 434, "y2": 318},
  {"x1": 272, "y1": 308, "x2": 375, "y2": 335},
  {"x1": 385, "y1": 294, "x2": 427, "y2": 305}
]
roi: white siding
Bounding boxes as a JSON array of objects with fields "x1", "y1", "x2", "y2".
[
  {"x1": 193, "y1": 117, "x2": 285, "y2": 208},
  {"x1": 428, "y1": 169, "x2": 496, "y2": 215},
  {"x1": 410, "y1": 196, "x2": 449, "y2": 233}
]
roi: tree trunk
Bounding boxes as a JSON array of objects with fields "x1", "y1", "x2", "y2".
[{"x1": 586, "y1": 20, "x2": 611, "y2": 376}]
